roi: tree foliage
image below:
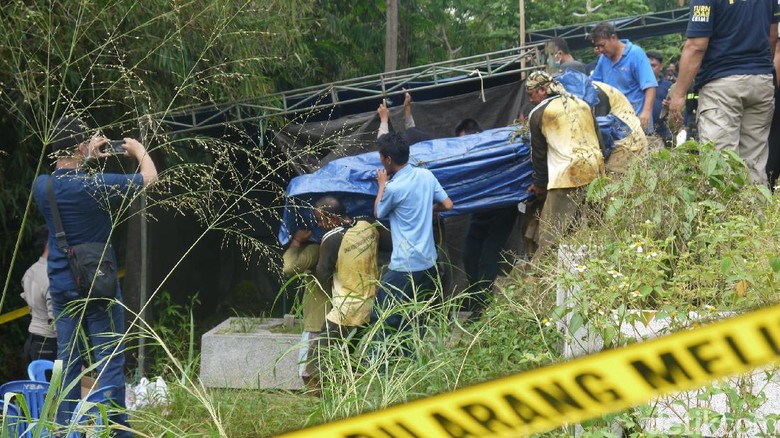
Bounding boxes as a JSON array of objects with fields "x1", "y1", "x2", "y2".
[
  {"x1": 0, "y1": 0, "x2": 323, "y2": 381},
  {"x1": 307, "y1": 0, "x2": 688, "y2": 83},
  {"x1": 0, "y1": 0, "x2": 317, "y2": 267}
]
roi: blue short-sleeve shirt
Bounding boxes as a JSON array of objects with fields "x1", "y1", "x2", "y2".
[
  {"x1": 33, "y1": 169, "x2": 144, "y2": 298},
  {"x1": 687, "y1": 0, "x2": 780, "y2": 89},
  {"x1": 592, "y1": 40, "x2": 658, "y2": 125},
  {"x1": 376, "y1": 164, "x2": 448, "y2": 272}
]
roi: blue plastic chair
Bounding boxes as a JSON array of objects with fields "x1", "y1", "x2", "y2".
[
  {"x1": 27, "y1": 359, "x2": 54, "y2": 382},
  {"x1": 0, "y1": 380, "x2": 49, "y2": 438},
  {"x1": 67, "y1": 385, "x2": 120, "y2": 438},
  {"x1": 1, "y1": 399, "x2": 22, "y2": 437}
]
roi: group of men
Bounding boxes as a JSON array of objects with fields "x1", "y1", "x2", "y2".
[
  {"x1": 21, "y1": 2, "x2": 780, "y2": 431},
  {"x1": 283, "y1": 130, "x2": 453, "y2": 387},
  {"x1": 555, "y1": 1, "x2": 780, "y2": 187},
  {"x1": 294, "y1": 1, "x2": 780, "y2": 386},
  {"x1": 551, "y1": 23, "x2": 669, "y2": 145}
]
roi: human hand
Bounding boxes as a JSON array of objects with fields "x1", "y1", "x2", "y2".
[
  {"x1": 377, "y1": 168, "x2": 389, "y2": 185},
  {"x1": 377, "y1": 100, "x2": 389, "y2": 123},
  {"x1": 404, "y1": 92, "x2": 413, "y2": 118},
  {"x1": 639, "y1": 110, "x2": 652, "y2": 131},
  {"x1": 86, "y1": 136, "x2": 110, "y2": 159},
  {"x1": 291, "y1": 229, "x2": 312, "y2": 247},
  {"x1": 527, "y1": 183, "x2": 547, "y2": 199},
  {"x1": 122, "y1": 138, "x2": 148, "y2": 161},
  {"x1": 668, "y1": 92, "x2": 686, "y2": 127}
]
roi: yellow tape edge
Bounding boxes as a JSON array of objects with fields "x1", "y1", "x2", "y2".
[
  {"x1": 0, "y1": 306, "x2": 31, "y2": 325},
  {"x1": 279, "y1": 305, "x2": 780, "y2": 438}
]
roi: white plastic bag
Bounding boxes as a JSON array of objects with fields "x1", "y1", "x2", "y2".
[{"x1": 126, "y1": 376, "x2": 169, "y2": 411}]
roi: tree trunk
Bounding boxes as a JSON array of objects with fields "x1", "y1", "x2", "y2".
[
  {"x1": 385, "y1": 0, "x2": 398, "y2": 73},
  {"x1": 398, "y1": 0, "x2": 409, "y2": 70}
]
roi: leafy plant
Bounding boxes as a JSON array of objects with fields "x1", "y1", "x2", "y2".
[{"x1": 532, "y1": 142, "x2": 780, "y2": 436}]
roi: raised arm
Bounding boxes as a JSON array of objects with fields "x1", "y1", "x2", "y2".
[
  {"x1": 374, "y1": 168, "x2": 390, "y2": 218},
  {"x1": 377, "y1": 100, "x2": 390, "y2": 138},
  {"x1": 124, "y1": 138, "x2": 158, "y2": 186}
]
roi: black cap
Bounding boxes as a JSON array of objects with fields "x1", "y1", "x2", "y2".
[{"x1": 50, "y1": 116, "x2": 90, "y2": 152}]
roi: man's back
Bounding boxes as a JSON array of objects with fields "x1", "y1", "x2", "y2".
[
  {"x1": 21, "y1": 257, "x2": 54, "y2": 338},
  {"x1": 688, "y1": 0, "x2": 777, "y2": 87},
  {"x1": 593, "y1": 81, "x2": 648, "y2": 154},
  {"x1": 376, "y1": 165, "x2": 446, "y2": 272},
  {"x1": 320, "y1": 220, "x2": 379, "y2": 326},
  {"x1": 33, "y1": 170, "x2": 142, "y2": 297},
  {"x1": 529, "y1": 95, "x2": 604, "y2": 189}
]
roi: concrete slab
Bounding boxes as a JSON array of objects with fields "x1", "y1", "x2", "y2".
[{"x1": 200, "y1": 317, "x2": 304, "y2": 390}]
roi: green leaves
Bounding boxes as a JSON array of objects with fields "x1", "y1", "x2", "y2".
[{"x1": 768, "y1": 256, "x2": 780, "y2": 273}]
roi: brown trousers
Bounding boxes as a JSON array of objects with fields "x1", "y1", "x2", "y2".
[{"x1": 533, "y1": 187, "x2": 586, "y2": 261}]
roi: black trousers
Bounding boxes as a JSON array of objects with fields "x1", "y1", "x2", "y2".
[
  {"x1": 462, "y1": 205, "x2": 518, "y2": 313},
  {"x1": 24, "y1": 333, "x2": 57, "y2": 363},
  {"x1": 306, "y1": 320, "x2": 366, "y2": 379},
  {"x1": 767, "y1": 87, "x2": 780, "y2": 187}
]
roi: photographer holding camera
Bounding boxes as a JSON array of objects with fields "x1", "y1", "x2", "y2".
[{"x1": 33, "y1": 116, "x2": 157, "y2": 435}]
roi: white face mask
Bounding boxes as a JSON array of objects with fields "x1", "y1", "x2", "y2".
[{"x1": 552, "y1": 52, "x2": 561, "y2": 69}]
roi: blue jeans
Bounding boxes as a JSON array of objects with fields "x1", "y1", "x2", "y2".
[
  {"x1": 370, "y1": 267, "x2": 438, "y2": 355},
  {"x1": 51, "y1": 291, "x2": 130, "y2": 436}
]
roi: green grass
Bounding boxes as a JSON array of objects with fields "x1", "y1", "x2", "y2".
[
  {"x1": 132, "y1": 387, "x2": 320, "y2": 437},
  {"x1": 11, "y1": 143, "x2": 778, "y2": 438}
]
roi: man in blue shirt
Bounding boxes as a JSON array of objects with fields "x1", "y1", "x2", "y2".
[
  {"x1": 669, "y1": 0, "x2": 779, "y2": 185},
  {"x1": 372, "y1": 131, "x2": 453, "y2": 349},
  {"x1": 590, "y1": 22, "x2": 658, "y2": 133},
  {"x1": 33, "y1": 116, "x2": 157, "y2": 435},
  {"x1": 647, "y1": 50, "x2": 673, "y2": 146}
]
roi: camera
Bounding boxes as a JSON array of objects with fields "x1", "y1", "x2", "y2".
[{"x1": 106, "y1": 139, "x2": 125, "y2": 155}]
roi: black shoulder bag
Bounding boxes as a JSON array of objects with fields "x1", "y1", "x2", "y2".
[{"x1": 46, "y1": 177, "x2": 118, "y2": 299}]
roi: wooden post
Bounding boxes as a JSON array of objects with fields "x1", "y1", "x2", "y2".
[
  {"x1": 519, "y1": 0, "x2": 526, "y2": 78},
  {"x1": 385, "y1": 0, "x2": 398, "y2": 74}
]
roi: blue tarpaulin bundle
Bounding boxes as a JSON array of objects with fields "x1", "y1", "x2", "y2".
[
  {"x1": 278, "y1": 70, "x2": 634, "y2": 245},
  {"x1": 278, "y1": 127, "x2": 533, "y2": 244}
]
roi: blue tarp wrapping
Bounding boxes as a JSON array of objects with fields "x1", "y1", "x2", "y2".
[
  {"x1": 558, "y1": 70, "x2": 600, "y2": 108},
  {"x1": 278, "y1": 127, "x2": 533, "y2": 244},
  {"x1": 278, "y1": 70, "x2": 636, "y2": 244}
]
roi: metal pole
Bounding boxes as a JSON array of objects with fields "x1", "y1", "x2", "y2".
[{"x1": 136, "y1": 115, "x2": 150, "y2": 377}]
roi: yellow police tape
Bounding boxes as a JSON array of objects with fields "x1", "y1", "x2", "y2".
[
  {"x1": 279, "y1": 304, "x2": 780, "y2": 438},
  {"x1": 0, "y1": 306, "x2": 30, "y2": 326}
]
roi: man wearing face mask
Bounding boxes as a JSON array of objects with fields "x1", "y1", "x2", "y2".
[{"x1": 551, "y1": 37, "x2": 587, "y2": 75}]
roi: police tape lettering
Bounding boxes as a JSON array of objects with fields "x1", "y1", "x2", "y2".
[{"x1": 278, "y1": 305, "x2": 780, "y2": 438}]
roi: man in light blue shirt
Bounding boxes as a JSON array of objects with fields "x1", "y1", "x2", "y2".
[
  {"x1": 372, "y1": 131, "x2": 453, "y2": 348},
  {"x1": 591, "y1": 22, "x2": 658, "y2": 133}
]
